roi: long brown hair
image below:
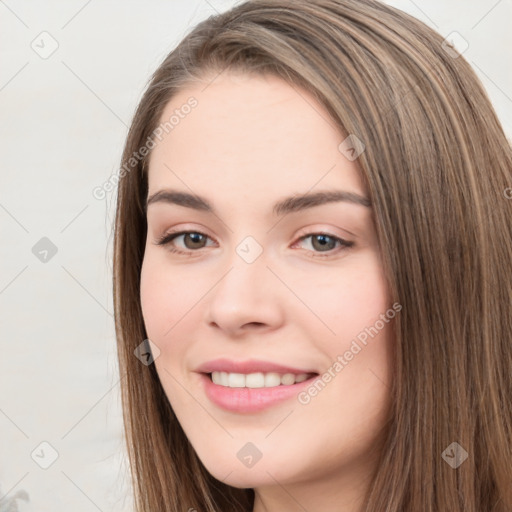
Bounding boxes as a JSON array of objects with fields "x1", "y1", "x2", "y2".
[{"x1": 112, "y1": 1, "x2": 512, "y2": 510}]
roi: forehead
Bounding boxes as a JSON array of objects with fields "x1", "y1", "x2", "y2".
[{"x1": 147, "y1": 72, "x2": 366, "y2": 201}]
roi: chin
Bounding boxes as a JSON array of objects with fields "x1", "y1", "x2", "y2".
[
  {"x1": 197, "y1": 447, "x2": 301, "y2": 489},
  {"x1": 208, "y1": 464, "x2": 278, "y2": 488}
]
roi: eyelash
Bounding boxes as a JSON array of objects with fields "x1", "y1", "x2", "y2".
[{"x1": 155, "y1": 230, "x2": 354, "y2": 258}]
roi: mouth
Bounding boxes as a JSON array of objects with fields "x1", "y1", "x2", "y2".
[
  {"x1": 206, "y1": 371, "x2": 317, "y2": 388},
  {"x1": 197, "y1": 366, "x2": 319, "y2": 413}
]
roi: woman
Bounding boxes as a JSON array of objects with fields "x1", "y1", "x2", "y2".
[{"x1": 112, "y1": 0, "x2": 512, "y2": 510}]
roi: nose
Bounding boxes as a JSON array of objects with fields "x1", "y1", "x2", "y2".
[{"x1": 205, "y1": 247, "x2": 285, "y2": 337}]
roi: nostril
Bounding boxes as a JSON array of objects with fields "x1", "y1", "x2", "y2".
[{"x1": 245, "y1": 322, "x2": 265, "y2": 328}]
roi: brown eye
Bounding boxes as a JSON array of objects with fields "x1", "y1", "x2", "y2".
[
  {"x1": 181, "y1": 232, "x2": 208, "y2": 249},
  {"x1": 156, "y1": 231, "x2": 215, "y2": 255}
]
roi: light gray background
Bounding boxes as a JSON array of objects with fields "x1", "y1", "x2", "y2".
[{"x1": 1, "y1": 1, "x2": 511, "y2": 511}]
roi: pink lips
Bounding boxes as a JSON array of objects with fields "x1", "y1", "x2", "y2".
[
  {"x1": 195, "y1": 358, "x2": 316, "y2": 375},
  {"x1": 195, "y1": 358, "x2": 318, "y2": 413}
]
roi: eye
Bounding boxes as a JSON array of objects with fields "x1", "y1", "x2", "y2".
[
  {"x1": 292, "y1": 232, "x2": 354, "y2": 258},
  {"x1": 155, "y1": 230, "x2": 215, "y2": 255}
]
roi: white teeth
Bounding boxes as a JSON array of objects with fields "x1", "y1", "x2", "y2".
[
  {"x1": 219, "y1": 371, "x2": 229, "y2": 386},
  {"x1": 264, "y1": 372, "x2": 281, "y2": 387},
  {"x1": 227, "y1": 373, "x2": 245, "y2": 388},
  {"x1": 280, "y1": 373, "x2": 295, "y2": 385},
  {"x1": 210, "y1": 371, "x2": 311, "y2": 388},
  {"x1": 245, "y1": 372, "x2": 265, "y2": 388}
]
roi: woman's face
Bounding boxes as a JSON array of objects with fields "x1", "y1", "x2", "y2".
[{"x1": 141, "y1": 71, "x2": 395, "y2": 508}]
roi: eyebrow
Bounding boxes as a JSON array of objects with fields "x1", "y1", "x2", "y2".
[{"x1": 145, "y1": 188, "x2": 371, "y2": 216}]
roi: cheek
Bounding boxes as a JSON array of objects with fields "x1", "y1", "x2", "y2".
[
  {"x1": 140, "y1": 259, "x2": 198, "y2": 402},
  {"x1": 296, "y1": 252, "x2": 394, "y2": 416},
  {"x1": 140, "y1": 252, "x2": 205, "y2": 339},
  {"x1": 297, "y1": 251, "x2": 391, "y2": 341}
]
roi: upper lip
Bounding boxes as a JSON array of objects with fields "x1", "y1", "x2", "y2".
[{"x1": 196, "y1": 358, "x2": 318, "y2": 375}]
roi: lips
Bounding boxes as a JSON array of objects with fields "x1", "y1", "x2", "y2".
[
  {"x1": 195, "y1": 358, "x2": 319, "y2": 413},
  {"x1": 195, "y1": 358, "x2": 317, "y2": 375}
]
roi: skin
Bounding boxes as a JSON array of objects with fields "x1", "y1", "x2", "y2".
[{"x1": 140, "y1": 71, "x2": 395, "y2": 512}]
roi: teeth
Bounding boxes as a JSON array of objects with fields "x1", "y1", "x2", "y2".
[
  {"x1": 210, "y1": 371, "x2": 311, "y2": 388},
  {"x1": 280, "y1": 373, "x2": 295, "y2": 385},
  {"x1": 264, "y1": 372, "x2": 281, "y2": 387},
  {"x1": 227, "y1": 373, "x2": 245, "y2": 388},
  {"x1": 294, "y1": 373, "x2": 308, "y2": 383},
  {"x1": 246, "y1": 372, "x2": 265, "y2": 388}
]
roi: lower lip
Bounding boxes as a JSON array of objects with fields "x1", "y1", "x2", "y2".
[{"x1": 199, "y1": 373, "x2": 317, "y2": 413}]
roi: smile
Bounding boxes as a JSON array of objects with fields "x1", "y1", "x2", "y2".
[
  {"x1": 210, "y1": 371, "x2": 313, "y2": 388},
  {"x1": 197, "y1": 369, "x2": 319, "y2": 413}
]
